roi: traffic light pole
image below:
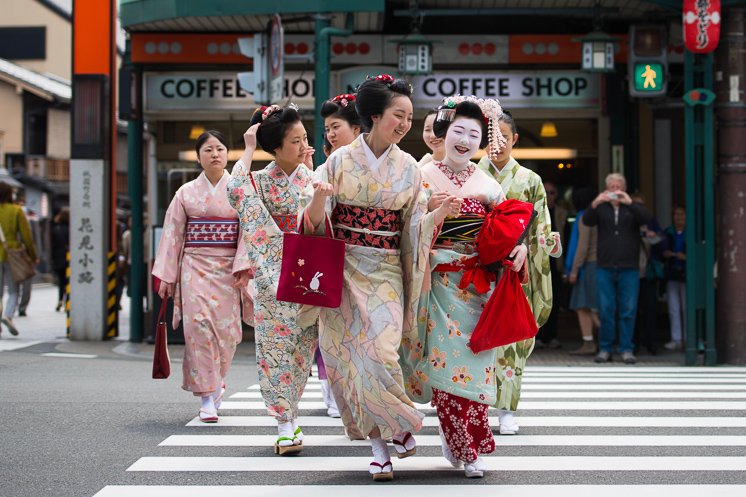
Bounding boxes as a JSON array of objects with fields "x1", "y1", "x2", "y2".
[{"x1": 683, "y1": 51, "x2": 716, "y2": 366}]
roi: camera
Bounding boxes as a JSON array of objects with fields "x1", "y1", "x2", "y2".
[{"x1": 607, "y1": 192, "x2": 619, "y2": 200}]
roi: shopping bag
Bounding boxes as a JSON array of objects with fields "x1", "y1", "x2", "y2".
[
  {"x1": 276, "y1": 218, "x2": 345, "y2": 308},
  {"x1": 152, "y1": 302, "x2": 171, "y2": 379}
]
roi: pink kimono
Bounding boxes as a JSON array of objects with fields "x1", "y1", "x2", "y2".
[{"x1": 152, "y1": 171, "x2": 250, "y2": 396}]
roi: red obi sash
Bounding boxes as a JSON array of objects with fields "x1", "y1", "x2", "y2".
[
  {"x1": 272, "y1": 214, "x2": 298, "y2": 233},
  {"x1": 332, "y1": 204, "x2": 402, "y2": 250},
  {"x1": 185, "y1": 217, "x2": 239, "y2": 248}
]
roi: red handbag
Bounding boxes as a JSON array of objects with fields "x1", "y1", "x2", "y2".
[
  {"x1": 152, "y1": 302, "x2": 171, "y2": 379},
  {"x1": 276, "y1": 218, "x2": 345, "y2": 308}
]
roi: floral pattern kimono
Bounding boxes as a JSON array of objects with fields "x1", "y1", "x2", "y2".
[
  {"x1": 152, "y1": 171, "x2": 250, "y2": 396},
  {"x1": 228, "y1": 160, "x2": 318, "y2": 423},
  {"x1": 412, "y1": 161, "x2": 504, "y2": 462},
  {"x1": 300, "y1": 135, "x2": 435, "y2": 441},
  {"x1": 477, "y1": 155, "x2": 562, "y2": 411}
]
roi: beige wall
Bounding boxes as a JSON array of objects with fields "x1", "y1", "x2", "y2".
[
  {"x1": 5, "y1": 0, "x2": 71, "y2": 79},
  {"x1": 47, "y1": 108, "x2": 70, "y2": 158},
  {"x1": 0, "y1": 81, "x2": 24, "y2": 155}
]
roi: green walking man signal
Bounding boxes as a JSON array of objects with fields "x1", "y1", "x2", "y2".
[{"x1": 633, "y1": 62, "x2": 664, "y2": 92}]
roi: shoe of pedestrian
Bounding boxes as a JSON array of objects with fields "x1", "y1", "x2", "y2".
[
  {"x1": 622, "y1": 351, "x2": 637, "y2": 364},
  {"x1": 392, "y1": 431, "x2": 417, "y2": 458},
  {"x1": 464, "y1": 457, "x2": 486, "y2": 478},
  {"x1": 292, "y1": 427, "x2": 304, "y2": 446},
  {"x1": 18, "y1": 310, "x2": 26, "y2": 317},
  {"x1": 664, "y1": 340, "x2": 683, "y2": 351},
  {"x1": 369, "y1": 460, "x2": 393, "y2": 481},
  {"x1": 274, "y1": 436, "x2": 302, "y2": 455},
  {"x1": 438, "y1": 426, "x2": 463, "y2": 468},
  {"x1": 548, "y1": 338, "x2": 562, "y2": 349},
  {"x1": 594, "y1": 350, "x2": 611, "y2": 363},
  {"x1": 569, "y1": 341, "x2": 596, "y2": 355},
  {"x1": 198, "y1": 407, "x2": 218, "y2": 423},
  {"x1": 1, "y1": 317, "x2": 19, "y2": 336},
  {"x1": 55, "y1": 301, "x2": 62, "y2": 312},
  {"x1": 498, "y1": 410, "x2": 519, "y2": 435}
]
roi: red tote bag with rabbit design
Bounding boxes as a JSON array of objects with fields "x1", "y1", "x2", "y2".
[{"x1": 276, "y1": 218, "x2": 345, "y2": 308}]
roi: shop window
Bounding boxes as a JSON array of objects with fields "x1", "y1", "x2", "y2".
[{"x1": 0, "y1": 27, "x2": 45, "y2": 60}]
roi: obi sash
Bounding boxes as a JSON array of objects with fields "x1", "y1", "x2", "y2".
[
  {"x1": 185, "y1": 217, "x2": 239, "y2": 249},
  {"x1": 272, "y1": 214, "x2": 297, "y2": 233},
  {"x1": 436, "y1": 215, "x2": 484, "y2": 245},
  {"x1": 332, "y1": 203, "x2": 402, "y2": 250}
]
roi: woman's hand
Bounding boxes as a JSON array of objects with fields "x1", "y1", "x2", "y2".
[
  {"x1": 233, "y1": 269, "x2": 251, "y2": 288},
  {"x1": 243, "y1": 123, "x2": 260, "y2": 151},
  {"x1": 428, "y1": 191, "x2": 449, "y2": 213},
  {"x1": 302, "y1": 146, "x2": 315, "y2": 169},
  {"x1": 508, "y1": 243, "x2": 528, "y2": 273},
  {"x1": 434, "y1": 195, "x2": 462, "y2": 225},
  {"x1": 158, "y1": 282, "x2": 173, "y2": 300},
  {"x1": 307, "y1": 181, "x2": 334, "y2": 229},
  {"x1": 312, "y1": 180, "x2": 334, "y2": 198},
  {"x1": 569, "y1": 273, "x2": 577, "y2": 284}
]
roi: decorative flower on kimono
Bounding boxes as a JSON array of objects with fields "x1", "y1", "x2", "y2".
[
  {"x1": 231, "y1": 187, "x2": 245, "y2": 203},
  {"x1": 503, "y1": 366, "x2": 515, "y2": 382},
  {"x1": 269, "y1": 185, "x2": 281, "y2": 199},
  {"x1": 447, "y1": 316, "x2": 462, "y2": 338},
  {"x1": 252, "y1": 229, "x2": 268, "y2": 245},
  {"x1": 484, "y1": 366, "x2": 495, "y2": 384},
  {"x1": 259, "y1": 358, "x2": 270, "y2": 375},
  {"x1": 294, "y1": 355, "x2": 305, "y2": 369},
  {"x1": 268, "y1": 405, "x2": 287, "y2": 416},
  {"x1": 415, "y1": 369, "x2": 430, "y2": 382},
  {"x1": 451, "y1": 366, "x2": 473, "y2": 387},
  {"x1": 430, "y1": 347, "x2": 447, "y2": 370},
  {"x1": 406, "y1": 376, "x2": 423, "y2": 398},
  {"x1": 427, "y1": 318, "x2": 436, "y2": 334},
  {"x1": 280, "y1": 372, "x2": 293, "y2": 385},
  {"x1": 456, "y1": 287, "x2": 471, "y2": 303},
  {"x1": 255, "y1": 312, "x2": 265, "y2": 324}
]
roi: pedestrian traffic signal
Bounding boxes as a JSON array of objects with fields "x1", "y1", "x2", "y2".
[{"x1": 628, "y1": 25, "x2": 668, "y2": 97}]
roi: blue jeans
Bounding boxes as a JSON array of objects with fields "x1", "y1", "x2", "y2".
[{"x1": 596, "y1": 267, "x2": 640, "y2": 354}]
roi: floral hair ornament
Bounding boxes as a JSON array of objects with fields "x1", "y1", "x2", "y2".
[
  {"x1": 331, "y1": 93, "x2": 356, "y2": 108},
  {"x1": 261, "y1": 104, "x2": 282, "y2": 120},
  {"x1": 437, "y1": 95, "x2": 506, "y2": 156},
  {"x1": 374, "y1": 74, "x2": 394, "y2": 83}
]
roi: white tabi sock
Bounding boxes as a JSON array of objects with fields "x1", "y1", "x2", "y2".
[
  {"x1": 277, "y1": 421, "x2": 294, "y2": 446},
  {"x1": 200, "y1": 396, "x2": 215, "y2": 411}
]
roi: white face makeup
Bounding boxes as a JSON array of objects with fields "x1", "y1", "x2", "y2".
[{"x1": 443, "y1": 116, "x2": 483, "y2": 169}]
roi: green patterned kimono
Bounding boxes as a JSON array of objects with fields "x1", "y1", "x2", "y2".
[{"x1": 477, "y1": 156, "x2": 562, "y2": 411}]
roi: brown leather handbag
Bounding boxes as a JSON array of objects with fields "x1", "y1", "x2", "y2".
[{"x1": 0, "y1": 219, "x2": 36, "y2": 283}]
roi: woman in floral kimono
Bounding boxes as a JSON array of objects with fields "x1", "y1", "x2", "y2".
[
  {"x1": 227, "y1": 105, "x2": 318, "y2": 455},
  {"x1": 153, "y1": 130, "x2": 251, "y2": 424},
  {"x1": 477, "y1": 110, "x2": 562, "y2": 434},
  {"x1": 414, "y1": 97, "x2": 527, "y2": 478},
  {"x1": 303, "y1": 75, "x2": 456, "y2": 481},
  {"x1": 314, "y1": 93, "x2": 363, "y2": 419}
]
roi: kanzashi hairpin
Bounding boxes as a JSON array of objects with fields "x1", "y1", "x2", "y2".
[
  {"x1": 332, "y1": 93, "x2": 356, "y2": 107},
  {"x1": 375, "y1": 74, "x2": 394, "y2": 83},
  {"x1": 262, "y1": 104, "x2": 282, "y2": 120}
]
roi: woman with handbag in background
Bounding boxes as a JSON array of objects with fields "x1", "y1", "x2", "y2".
[
  {"x1": 303, "y1": 75, "x2": 454, "y2": 480},
  {"x1": 227, "y1": 104, "x2": 318, "y2": 455},
  {"x1": 0, "y1": 182, "x2": 37, "y2": 337},
  {"x1": 152, "y1": 130, "x2": 252, "y2": 424}
]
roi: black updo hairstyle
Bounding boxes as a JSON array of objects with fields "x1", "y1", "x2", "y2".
[
  {"x1": 249, "y1": 106, "x2": 302, "y2": 154},
  {"x1": 321, "y1": 98, "x2": 362, "y2": 130},
  {"x1": 499, "y1": 109, "x2": 518, "y2": 135},
  {"x1": 194, "y1": 129, "x2": 229, "y2": 155},
  {"x1": 572, "y1": 185, "x2": 598, "y2": 212},
  {"x1": 355, "y1": 76, "x2": 413, "y2": 130},
  {"x1": 432, "y1": 101, "x2": 489, "y2": 149}
]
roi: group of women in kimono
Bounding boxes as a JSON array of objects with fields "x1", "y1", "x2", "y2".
[{"x1": 152, "y1": 73, "x2": 561, "y2": 480}]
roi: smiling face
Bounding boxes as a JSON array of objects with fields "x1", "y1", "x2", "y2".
[
  {"x1": 443, "y1": 116, "x2": 483, "y2": 168},
  {"x1": 324, "y1": 116, "x2": 359, "y2": 153},
  {"x1": 197, "y1": 135, "x2": 228, "y2": 175},
  {"x1": 371, "y1": 95, "x2": 413, "y2": 145},
  {"x1": 422, "y1": 114, "x2": 444, "y2": 154},
  {"x1": 489, "y1": 120, "x2": 519, "y2": 167},
  {"x1": 274, "y1": 120, "x2": 308, "y2": 167}
]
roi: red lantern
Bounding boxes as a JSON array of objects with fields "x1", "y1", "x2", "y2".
[{"x1": 683, "y1": 0, "x2": 721, "y2": 54}]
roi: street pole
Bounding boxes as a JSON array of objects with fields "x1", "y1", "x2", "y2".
[{"x1": 715, "y1": 8, "x2": 746, "y2": 364}]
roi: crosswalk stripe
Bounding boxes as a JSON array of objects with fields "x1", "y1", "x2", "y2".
[
  {"x1": 232, "y1": 390, "x2": 746, "y2": 399},
  {"x1": 218, "y1": 400, "x2": 746, "y2": 410},
  {"x1": 159, "y1": 434, "x2": 746, "y2": 447},
  {"x1": 185, "y1": 415, "x2": 746, "y2": 428},
  {"x1": 91, "y1": 485, "x2": 746, "y2": 497},
  {"x1": 127, "y1": 456, "x2": 746, "y2": 472}
]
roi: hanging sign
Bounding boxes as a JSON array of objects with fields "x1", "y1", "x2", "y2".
[{"x1": 683, "y1": 0, "x2": 721, "y2": 54}]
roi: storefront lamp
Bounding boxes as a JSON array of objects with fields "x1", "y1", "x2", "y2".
[
  {"x1": 392, "y1": 31, "x2": 433, "y2": 76},
  {"x1": 540, "y1": 122, "x2": 558, "y2": 138},
  {"x1": 189, "y1": 124, "x2": 205, "y2": 140},
  {"x1": 579, "y1": 31, "x2": 617, "y2": 73}
]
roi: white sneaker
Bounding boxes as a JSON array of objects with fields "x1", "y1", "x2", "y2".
[
  {"x1": 464, "y1": 457, "x2": 486, "y2": 478},
  {"x1": 664, "y1": 340, "x2": 683, "y2": 351},
  {"x1": 438, "y1": 427, "x2": 463, "y2": 468},
  {"x1": 498, "y1": 410, "x2": 519, "y2": 435},
  {"x1": 327, "y1": 405, "x2": 341, "y2": 418}
]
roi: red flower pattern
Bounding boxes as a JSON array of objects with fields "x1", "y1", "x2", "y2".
[{"x1": 332, "y1": 204, "x2": 402, "y2": 249}]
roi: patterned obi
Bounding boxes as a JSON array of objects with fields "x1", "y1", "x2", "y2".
[
  {"x1": 332, "y1": 203, "x2": 402, "y2": 250},
  {"x1": 272, "y1": 214, "x2": 297, "y2": 233},
  {"x1": 436, "y1": 215, "x2": 485, "y2": 246},
  {"x1": 185, "y1": 217, "x2": 239, "y2": 249}
]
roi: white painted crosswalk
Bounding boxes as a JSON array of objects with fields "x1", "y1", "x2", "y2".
[{"x1": 94, "y1": 366, "x2": 746, "y2": 495}]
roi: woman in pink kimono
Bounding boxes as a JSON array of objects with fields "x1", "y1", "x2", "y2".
[
  {"x1": 303, "y1": 75, "x2": 457, "y2": 480},
  {"x1": 153, "y1": 130, "x2": 251, "y2": 424},
  {"x1": 228, "y1": 105, "x2": 318, "y2": 455}
]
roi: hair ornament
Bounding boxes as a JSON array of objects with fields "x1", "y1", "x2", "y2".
[
  {"x1": 287, "y1": 102, "x2": 299, "y2": 111},
  {"x1": 261, "y1": 104, "x2": 282, "y2": 120},
  {"x1": 374, "y1": 74, "x2": 394, "y2": 83},
  {"x1": 332, "y1": 93, "x2": 356, "y2": 107},
  {"x1": 438, "y1": 94, "x2": 506, "y2": 155}
]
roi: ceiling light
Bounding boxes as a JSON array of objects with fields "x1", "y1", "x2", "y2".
[{"x1": 540, "y1": 122, "x2": 558, "y2": 138}]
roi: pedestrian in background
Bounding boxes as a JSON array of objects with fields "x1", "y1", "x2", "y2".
[
  {"x1": 477, "y1": 109, "x2": 562, "y2": 435},
  {"x1": 16, "y1": 200, "x2": 41, "y2": 317},
  {"x1": 584, "y1": 173, "x2": 650, "y2": 364},
  {"x1": 51, "y1": 207, "x2": 70, "y2": 312},
  {"x1": 536, "y1": 181, "x2": 566, "y2": 349},
  {"x1": 0, "y1": 182, "x2": 37, "y2": 336},
  {"x1": 153, "y1": 129, "x2": 252, "y2": 424},
  {"x1": 662, "y1": 206, "x2": 687, "y2": 351},
  {"x1": 228, "y1": 105, "x2": 318, "y2": 455},
  {"x1": 633, "y1": 193, "x2": 664, "y2": 355},
  {"x1": 566, "y1": 186, "x2": 600, "y2": 355},
  {"x1": 418, "y1": 108, "x2": 446, "y2": 167}
]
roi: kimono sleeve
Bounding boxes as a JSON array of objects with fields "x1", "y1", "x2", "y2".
[
  {"x1": 152, "y1": 189, "x2": 187, "y2": 284},
  {"x1": 533, "y1": 180, "x2": 562, "y2": 259}
]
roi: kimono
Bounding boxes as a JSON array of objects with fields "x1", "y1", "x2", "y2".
[
  {"x1": 300, "y1": 135, "x2": 435, "y2": 441},
  {"x1": 413, "y1": 161, "x2": 504, "y2": 463},
  {"x1": 227, "y1": 160, "x2": 317, "y2": 423},
  {"x1": 477, "y1": 155, "x2": 562, "y2": 411},
  {"x1": 152, "y1": 171, "x2": 250, "y2": 396}
]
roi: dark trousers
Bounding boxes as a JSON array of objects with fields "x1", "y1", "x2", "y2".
[
  {"x1": 636, "y1": 278, "x2": 659, "y2": 353},
  {"x1": 54, "y1": 266, "x2": 67, "y2": 303}
]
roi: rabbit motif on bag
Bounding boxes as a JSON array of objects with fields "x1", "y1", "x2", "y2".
[{"x1": 310, "y1": 272, "x2": 323, "y2": 291}]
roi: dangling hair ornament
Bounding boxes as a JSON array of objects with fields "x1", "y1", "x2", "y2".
[
  {"x1": 332, "y1": 93, "x2": 356, "y2": 107},
  {"x1": 437, "y1": 95, "x2": 506, "y2": 155},
  {"x1": 287, "y1": 102, "x2": 300, "y2": 111},
  {"x1": 261, "y1": 104, "x2": 282, "y2": 121},
  {"x1": 374, "y1": 74, "x2": 394, "y2": 84}
]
